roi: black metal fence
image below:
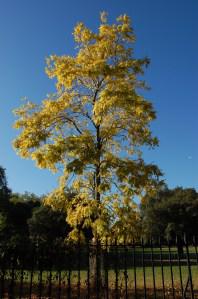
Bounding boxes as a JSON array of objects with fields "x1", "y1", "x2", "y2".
[{"x1": 0, "y1": 236, "x2": 198, "y2": 298}]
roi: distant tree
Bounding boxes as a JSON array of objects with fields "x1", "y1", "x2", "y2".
[
  {"x1": 10, "y1": 192, "x2": 41, "y2": 212},
  {"x1": 141, "y1": 186, "x2": 198, "y2": 241},
  {"x1": 0, "y1": 166, "x2": 11, "y2": 251},
  {"x1": 0, "y1": 166, "x2": 11, "y2": 206},
  {"x1": 0, "y1": 167, "x2": 10, "y2": 192},
  {"x1": 0, "y1": 191, "x2": 41, "y2": 252},
  {"x1": 13, "y1": 12, "x2": 161, "y2": 242},
  {"x1": 28, "y1": 205, "x2": 70, "y2": 248}
]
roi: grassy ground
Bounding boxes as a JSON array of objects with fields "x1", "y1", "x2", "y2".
[
  {"x1": 2, "y1": 246, "x2": 198, "y2": 298},
  {"x1": 3, "y1": 265, "x2": 198, "y2": 288},
  {"x1": 2, "y1": 265, "x2": 198, "y2": 298}
]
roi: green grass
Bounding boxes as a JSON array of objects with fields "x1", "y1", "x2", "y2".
[
  {"x1": 2, "y1": 265, "x2": 198, "y2": 299},
  {"x1": 3, "y1": 265, "x2": 198, "y2": 289},
  {"x1": 121, "y1": 245, "x2": 198, "y2": 254}
]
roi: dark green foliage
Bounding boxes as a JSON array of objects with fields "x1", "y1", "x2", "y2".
[
  {"x1": 0, "y1": 166, "x2": 11, "y2": 209},
  {"x1": 0, "y1": 167, "x2": 71, "y2": 252},
  {"x1": 0, "y1": 192, "x2": 41, "y2": 252},
  {"x1": 28, "y1": 205, "x2": 70, "y2": 247},
  {"x1": 141, "y1": 185, "x2": 198, "y2": 240}
]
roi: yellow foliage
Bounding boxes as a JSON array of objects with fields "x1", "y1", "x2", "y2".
[{"x1": 13, "y1": 13, "x2": 162, "y2": 241}]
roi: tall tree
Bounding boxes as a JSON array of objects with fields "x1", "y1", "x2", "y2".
[
  {"x1": 0, "y1": 192, "x2": 41, "y2": 252},
  {"x1": 141, "y1": 186, "x2": 198, "y2": 240},
  {"x1": 13, "y1": 13, "x2": 161, "y2": 241},
  {"x1": 0, "y1": 166, "x2": 11, "y2": 241},
  {"x1": 28, "y1": 205, "x2": 70, "y2": 247},
  {"x1": 0, "y1": 166, "x2": 11, "y2": 203}
]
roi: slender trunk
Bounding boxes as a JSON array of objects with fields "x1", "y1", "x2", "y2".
[
  {"x1": 89, "y1": 238, "x2": 104, "y2": 292},
  {"x1": 95, "y1": 124, "x2": 101, "y2": 203},
  {"x1": 90, "y1": 124, "x2": 104, "y2": 290}
]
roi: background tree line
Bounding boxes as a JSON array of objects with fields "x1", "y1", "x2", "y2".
[
  {"x1": 0, "y1": 166, "x2": 70, "y2": 253},
  {"x1": 1, "y1": 165, "x2": 198, "y2": 252},
  {"x1": 141, "y1": 185, "x2": 198, "y2": 241}
]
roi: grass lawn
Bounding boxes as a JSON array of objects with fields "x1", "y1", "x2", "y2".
[
  {"x1": 3, "y1": 265, "x2": 198, "y2": 288},
  {"x1": 2, "y1": 265, "x2": 198, "y2": 298}
]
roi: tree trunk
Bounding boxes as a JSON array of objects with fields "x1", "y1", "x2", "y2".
[
  {"x1": 89, "y1": 238, "x2": 104, "y2": 291},
  {"x1": 89, "y1": 123, "x2": 104, "y2": 290}
]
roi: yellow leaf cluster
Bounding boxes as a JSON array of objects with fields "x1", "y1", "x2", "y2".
[{"x1": 13, "y1": 13, "x2": 162, "y2": 242}]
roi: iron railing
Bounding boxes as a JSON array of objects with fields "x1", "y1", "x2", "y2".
[{"x1": 0, "y1": 236, "x2": 198, "y2": 298}]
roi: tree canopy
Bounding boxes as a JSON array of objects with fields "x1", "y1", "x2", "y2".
[
  {"x1": 0, "y1": 166, "x2": 11, "y2": 203},
  {"x1": 141, "y1": 186, "x2": 198, "y2": 240},
  {"x1": 28, "y1": 205, "x2": 70, "y2": 246},
  {"x1": 13, "y1": 13, "x2": 161, "y2": 241},
  {"x1": 0, "y1": 187, "x2": 41, "y2": 252}
]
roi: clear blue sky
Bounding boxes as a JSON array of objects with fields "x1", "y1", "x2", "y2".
[{"x1": 0, "y1": 0, "x2": 197, "y2": 195}]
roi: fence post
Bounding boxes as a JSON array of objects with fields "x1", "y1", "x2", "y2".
[
  {"x1": 28, "y1": 246, "x2": 35, "y2": 299},
  {"x1": 141, "y1": 238, "x2": 147, "y2": 299},
  {"x1": 19, "y1": 255, "x2": 24, "y2": 299},
  {"x1": 159, "y1": 237, "x2": 166, "y2": 299},
  {"x1": 114, "y1": 239, "x2": 119, "y2": 299},
  {"x1": 87, "y1": 239, "x2": 90, "y2": 299},
  {"x1": 0, "y1": 252, "x2": 6, "y2": 299},
  {"x1": 167, "y1": 237, "x2": 175, "y2": 299},
  {"x1": 47, "y1": 249, "x2": 53, "y2": 299},
  {"x1": 77, "y1": 231, "x2": 81, "y2": 299},
  {"x1": 104, "y1": 238, "x2": 109, "y2": 299},
  {"x1": 184, "y1": 234, "x2": 194, "y2": 299},
  {"x1": 151, "y1": 237, "x2": 157, "y2": 299},
  {"x1": 89, "y1": 237, "x2": 103, "y2": 298},
  {"x1": 132, "y1": 238, "x2": 137, "y2": 299},
  {"x1": 38, "y1": 251, "x2": 43, "y2": 299},
  {"x1": 124, "y1": 238, "x2": 128, "y2": 299},
  {"x1": 8, "y1": 252, "x2": 16, "y2": 299},
  {"x1": 176, "y1": 235, "x2": 184, "y2": 298}
]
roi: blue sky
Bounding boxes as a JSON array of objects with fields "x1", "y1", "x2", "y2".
[{"x1": 0, "y1": 0, "x2": 197, "y2": 195}]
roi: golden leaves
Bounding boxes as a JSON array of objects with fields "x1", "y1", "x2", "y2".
[
  {"x1": 13, "y1": 13, "x2": 161, "y2": 242},
  {"x1": 73, "y1": 22, "x2": 95, "y2": 44}
]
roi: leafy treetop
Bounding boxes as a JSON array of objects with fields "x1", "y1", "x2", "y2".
[{"x1": 13, "y1": 13, "x2": 161, "y2": 242}]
